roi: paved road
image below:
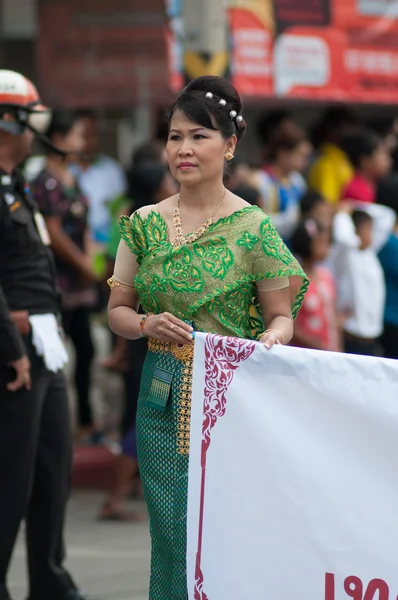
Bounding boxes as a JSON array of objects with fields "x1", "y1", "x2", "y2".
[{"x1": 9, "y1": 491, "x2": 151, "y2": 600}]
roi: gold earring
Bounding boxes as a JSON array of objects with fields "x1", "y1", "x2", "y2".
[{"x1": 224, "y1": 151, "x2": 234, "y2": 161}]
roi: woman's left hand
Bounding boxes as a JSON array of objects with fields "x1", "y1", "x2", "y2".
[{"x1": 259, "y1": 330, "x2": 283, "y2": 349}]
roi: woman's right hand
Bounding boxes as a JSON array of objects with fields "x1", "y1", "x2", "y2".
[{"x1": 143, "y1": 312, "x2": 194, "y2": 345}]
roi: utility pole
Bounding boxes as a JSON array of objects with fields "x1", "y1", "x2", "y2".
[{"x1": 182, "y1": 0, "x2": 228, "y2": 83}]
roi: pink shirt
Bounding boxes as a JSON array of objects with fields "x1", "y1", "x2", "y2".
[
  {"x1": 341, "y1": 173, "x2": 375, "y2": 203},
  {"x1": 294, "y1": 266, "x2": 339, "y2": 351}
]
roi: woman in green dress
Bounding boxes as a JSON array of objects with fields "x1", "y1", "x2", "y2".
[{"x1": 107, "y1": 76, "x2": 308, "y2": 599}]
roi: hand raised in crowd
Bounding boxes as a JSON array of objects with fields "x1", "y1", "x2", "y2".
[
  {"x1": 7, "y1": 355, "x2": 31, "y2": 392},
  {"x1": 143, "y1": 313, "x2": 194, "y2": 345}
]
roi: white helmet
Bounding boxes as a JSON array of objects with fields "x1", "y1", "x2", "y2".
[{"x1": 0, "y1": 70, "x2": 51, "y2": 136}]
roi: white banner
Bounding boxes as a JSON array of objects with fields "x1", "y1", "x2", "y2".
[{"x1": 187, "y1": 333, "x2": 398, "y2": 600}]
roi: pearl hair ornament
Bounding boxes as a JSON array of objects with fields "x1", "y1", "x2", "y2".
[{"x1": 204, "y1": 91, "x2": 244, "y2": 125}]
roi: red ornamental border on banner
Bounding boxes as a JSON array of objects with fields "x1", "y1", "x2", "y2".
[{"x1": 193, "y1": 334, "x2": 256, "y2": 600}]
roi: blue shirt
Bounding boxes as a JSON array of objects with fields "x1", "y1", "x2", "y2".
[
  {"x1": 70, "y1": 155, "x2": 127, "y2": 243},
  {"x1": 378, "y1": 233, "x2": 398, "y2": 327}
]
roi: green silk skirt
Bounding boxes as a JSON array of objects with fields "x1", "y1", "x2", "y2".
[{"x1": 136, "y1": 343, "x2": 193, "y2": 599}]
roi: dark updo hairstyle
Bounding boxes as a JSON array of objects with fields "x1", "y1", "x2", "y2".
[
  {"x1": 167, "y1": 76, "x2": 247, "y2": 143},
  {"x1": 341, "y1": 129, "x2": 382, "y2": 170},
  {"x1": 291, "y1": 218, "x2": 325, "y2": 259}
]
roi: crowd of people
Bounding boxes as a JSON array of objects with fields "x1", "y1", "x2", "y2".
[
  {"x1": 228, "y1": 107, "x2": 398, "y2": 359},
  {"x1": 21, "y1": 103, "x2": 398, "y2": 521}
]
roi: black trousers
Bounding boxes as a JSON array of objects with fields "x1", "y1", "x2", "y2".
[
  {"x1": 0, "y1": 346, "x2": 76, "y2": 600},
  {"x1": 62, "y1": 307, "x2": 95, "y2": 428}
]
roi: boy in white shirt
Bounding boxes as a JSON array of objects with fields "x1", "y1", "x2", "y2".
[{"x1": 331, "y1": 202, "x2": 395, "y2": 355}]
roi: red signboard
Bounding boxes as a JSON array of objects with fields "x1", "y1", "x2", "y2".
[
  {"x1": 229, "y1": 0, "x2": 398, "y2": 103},
  {"x1": 36, "y1": 0, "x2": 172, "y2": 108}
]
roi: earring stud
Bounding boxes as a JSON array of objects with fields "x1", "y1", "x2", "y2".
[{"x1": 224, "y1": 151, "x2": 234, "y2": 161}]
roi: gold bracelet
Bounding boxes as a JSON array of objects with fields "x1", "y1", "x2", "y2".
[
  {"x1": 107, "y1": 276, "x2": 121, "y2": 289},
  {"x1": 257, "y1": 329, "x2": 285, "y2": 345}
]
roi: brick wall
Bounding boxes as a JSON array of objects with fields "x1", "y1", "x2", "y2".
[{"x1": 36, "y1": 0, "x2": 173, "y2": 108}]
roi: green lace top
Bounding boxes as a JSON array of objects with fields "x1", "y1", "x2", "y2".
[{"x1": 120, "y1": 205, "x2": 308, "y2": 340}]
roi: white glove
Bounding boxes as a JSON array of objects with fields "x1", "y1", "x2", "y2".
[{"x1": 29, "y1": 314, "x2": 69, "y2": 373}]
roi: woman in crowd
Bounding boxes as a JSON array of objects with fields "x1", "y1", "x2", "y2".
[
  {"x1": 255, "y1": 122, "x2": 311, "y2": 241},
  {"x1": 33, "y1": 110, "x2": 99, "y2": 441},
  {"x1": 107, "y1": 75, "x2": 308, "y2": 597}
]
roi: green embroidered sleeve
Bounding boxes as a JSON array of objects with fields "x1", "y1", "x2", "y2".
[
  {"x1": 251, "y1": 214, "x2": 309, "y2": 319},
  {"x1": 119, "y1": 211, "x2": 169, "y2": 266},
  {"x1": 119, "y1": 213, "x2": 147, "y2": 265}
]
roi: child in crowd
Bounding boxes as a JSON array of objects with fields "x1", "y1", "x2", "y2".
[
  {"x1": 341, "y1": 130, "x2": 391, "y2": 204},
  {"x1": 331, "y1": 202, "x2": 396, "y2": 356},
  {"x1": 290, "y1": 219, "x2": 340, "y2": 352}
]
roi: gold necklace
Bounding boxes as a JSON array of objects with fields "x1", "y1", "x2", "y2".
[{"x1": 172, "y1": 189, "x2": 227, "y2": 247}]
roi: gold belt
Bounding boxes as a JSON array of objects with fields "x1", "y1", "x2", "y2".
[
  {"x1": 148, "y1": 338, "x2": 194, "y2": 363},
  {"x1": 147, "y1": 337, "x2": 194, "y2": 456}
]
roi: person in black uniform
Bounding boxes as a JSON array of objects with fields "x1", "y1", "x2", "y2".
[{"x1": 0, "y1": 70, "x2": 91, "y2": 600}]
